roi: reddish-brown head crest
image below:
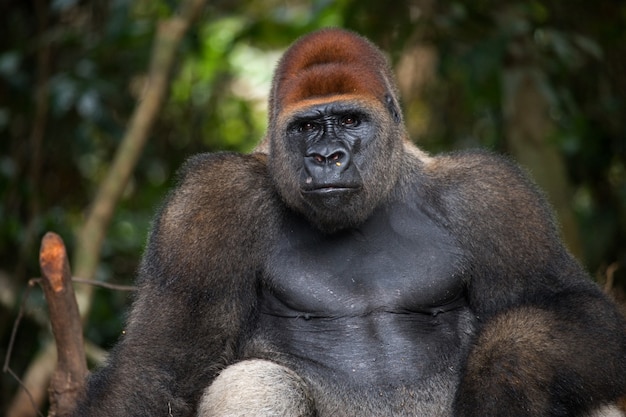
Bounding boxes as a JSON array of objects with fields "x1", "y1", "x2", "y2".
[{"x1": 269, "y1": 28, "x2": 397, "y2": 120}]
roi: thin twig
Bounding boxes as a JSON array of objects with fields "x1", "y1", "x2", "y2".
[
  {"x1": 3, "y1": 278, "x2": 41, "y2": 373},
  {"x1": 2, "y1": 278, "x2": 46, "y2": 417},
  {"x1": 5, "y1": 367, "x2": 46, "y2": 417},
  {"x1": 71, "y1": 277, "x2": 136, "y2": 292}
]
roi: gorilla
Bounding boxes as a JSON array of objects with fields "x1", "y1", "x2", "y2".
[{"x1": 73, "y1": 28, "x2": 626, "y2": 417}]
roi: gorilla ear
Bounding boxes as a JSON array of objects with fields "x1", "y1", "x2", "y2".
[{"x1": 385, "y1": 94, "x2": 402, "y2": 123}]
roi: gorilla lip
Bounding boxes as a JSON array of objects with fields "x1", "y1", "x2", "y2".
[{"x1": 302, "y1": 186, "x2": 359, "y2": 195}]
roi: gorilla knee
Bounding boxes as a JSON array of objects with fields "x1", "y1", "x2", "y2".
[
  {"x1": 197, "y1": 359, "x2": 316, "y2": 417},
  {"x1": 588, "y1": 405, "x2": 625, "y2": 417}
]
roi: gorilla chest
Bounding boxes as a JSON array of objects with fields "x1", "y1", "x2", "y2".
[{"x1": 266, "y1": 203, "x2": 465, "y2": 315}]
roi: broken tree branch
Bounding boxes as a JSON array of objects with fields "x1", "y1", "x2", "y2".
[
  {"x1": 6, "y1": 2, "x2": 207, "y2": 415},
  {"x1": 39, "y1": 232, "x2": 87, "y2": 417}
]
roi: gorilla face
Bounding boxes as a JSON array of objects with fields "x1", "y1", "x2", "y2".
[
  {"x1": 291, "y1": 103, "x2": 369, "y2": 199},
  {"x1": 262, "y1": 28, "x2": 408, "y2": 234},
  {"x1": 269, "y1": 97, "x2": 403, "y2": 233}
]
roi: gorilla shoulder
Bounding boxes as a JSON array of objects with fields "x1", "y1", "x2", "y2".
[
  {"x1": 419, "y1": 150, "x2": 563, "y2": 262},
  {"x1": 164, "y1": 151, "x2": 274, "y2": 223},
  {"x1": 144, "y1": 151, "x2": 278, "y2": 285},
  {"x1": 423, "y1": 149, "x2": 554, "y2": 231}
]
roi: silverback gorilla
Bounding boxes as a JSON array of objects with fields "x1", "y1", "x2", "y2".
[{"x1": 74, "y1": 28, "x2": 626, "y2": 417}]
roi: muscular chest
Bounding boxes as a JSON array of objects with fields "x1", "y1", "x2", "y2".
[{"x1": 265, "y1": 201, "x2": 466, "y2": 316}]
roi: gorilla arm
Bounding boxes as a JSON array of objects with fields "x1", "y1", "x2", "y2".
[
  {"x1": 73, "y1": 153, "x2": 275, "y2": 417},
  {"x1": 431, "y1": 151, "x2": 626, "y2": 417}
]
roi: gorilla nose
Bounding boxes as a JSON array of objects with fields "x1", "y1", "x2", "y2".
[
  {"x1": 310, "y1": 151, "x2": 346, "y2": 165},
  {"x1": 305, "y1": 145, "x2": 351, "y2": 170}
]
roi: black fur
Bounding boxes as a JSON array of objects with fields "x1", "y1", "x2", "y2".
[{"x1": 73, "y1": 29, "x2": 626, "y2": 417}]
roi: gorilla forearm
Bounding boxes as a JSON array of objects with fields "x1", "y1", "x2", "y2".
[
  {"x1": 74, "y1": 343, "x2": 196, "y2": 417},
  {"x1": 75, "y1": 283, "x2": 247, "y2": 416},
  {"x1": 75, "y1": 153, "x2": 275, "y2": 416},
  {"x1": 427, "y1": 151, "x2": 626, "y2": 415},
  {"x1": 457, "y1": 296, "x2": 626, "y2": 417}
]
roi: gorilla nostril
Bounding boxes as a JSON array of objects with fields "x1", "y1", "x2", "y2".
[
  {"x1": 329, "y1": 152, "x2": 345, "y2": 161},
  {"x1": 313, "y1": 154, "x2": 325, "y2": 164}
]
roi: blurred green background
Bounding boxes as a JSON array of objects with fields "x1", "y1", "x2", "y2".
[{"x1": 1, "y1": 0, "x2": 625, "y2": 414}]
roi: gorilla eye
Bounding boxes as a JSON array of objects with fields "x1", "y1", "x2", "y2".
[
  {"x1": 299, "y1": 121, "x2": 319, "y2": 132},
  {"x1": 341, "y1": 115, "x2": 360, "y2": 127}
]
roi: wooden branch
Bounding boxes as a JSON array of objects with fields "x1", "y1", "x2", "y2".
[
  {"x1": 39, "y1": 232, "x2": 87, "y2": 417},
  {"x1": 6, "y1": 2, "x2": 207, "y2": 415}
]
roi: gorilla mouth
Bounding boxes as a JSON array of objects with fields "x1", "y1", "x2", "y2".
[{"x1": 302, "y1": 186, "x2": 359, "y2": 195}]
